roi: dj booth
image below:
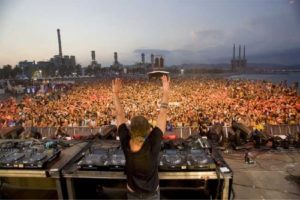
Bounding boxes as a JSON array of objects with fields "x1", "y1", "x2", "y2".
[
  {"x1": 0, "y1": 128, "x2": 233, "y2": 199},
  {"x1": 0, "y1": 139, "x2": 89, "y2": 199}
]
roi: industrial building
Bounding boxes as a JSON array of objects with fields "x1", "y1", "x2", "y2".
[
  {"x1": 90, "y1": 50, "x2": 101, "y2": 68},
  {"x1": 50, "y1": 29, "x2": 76, "y2": 68},
  {"x1": 231, "y1": 44, "x2": 247, "y2": 71},
  {"x1": 153, "y1": 55, "x2": 164, "y2": 69},
  {"x1": 111, "y1": 52, "x2": 122, "y2": 69}
]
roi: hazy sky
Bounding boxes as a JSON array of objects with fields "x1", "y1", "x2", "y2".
[{"x1": 0, "y1": 0, "x2": 299, "y2": 67}]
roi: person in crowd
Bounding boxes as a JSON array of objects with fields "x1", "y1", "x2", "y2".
[{"x1": 0, "y1": 76, "x2": 299, "y2": 131}]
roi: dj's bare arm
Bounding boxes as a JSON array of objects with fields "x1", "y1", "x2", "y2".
[
  {"x1": 156, "y1": 75, "x2": 170, "y2": 133},
  {"x1": 112, "y1": 78, "x2": 126, "y2": 128}
]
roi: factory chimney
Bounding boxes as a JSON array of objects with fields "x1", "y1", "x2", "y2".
[
  {"x1": 141, "y1": 53, "x2": 145, "y2": 64},
  {"x1": 233, "y1": 44, "x2": 236, "y2": 59},
  {"x1": 151, "y1": 54, "x2": 154, "y2": 67},
  {"x1": 154, "y1": 57, "x2": 159, "y2": 68},
  {"x1": 159, "y1": 56, "x2": 164, "y2": 68},
  {"x1": 238, "y1": 45, "x2": 241, "y2": 61},
  {"x1": 114, "y1": 52, "x2": 118, "y2": 64},
  {"x1": 57, "y1": 29, "x2": 63, "y2": 57},
  {"x1": 91, "y1": 51, "x2": 96, "y2": 61},
  {"x1": 243, "y1": 45, "x2": 246, "y2": 60},
  {"x1": 238, "y1": 45, "x2": 241, "y2": 68}
]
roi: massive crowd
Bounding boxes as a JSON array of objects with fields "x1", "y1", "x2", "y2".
[{"x1": 0, "y1": 76, "x2": 299, "y2": 132}]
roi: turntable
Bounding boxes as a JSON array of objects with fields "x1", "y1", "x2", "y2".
[
  {"x1": 159, "y1": 149, "x2": 187, "y2": 171},
  {"x1": 187, "y1": 149, "x2": 216, "y2": 171},
  {"x1": 77, "y1": 140, "x2": 125, "y2": 171},
  {"x1": 0, "y1": 140, "x2": 61, "y2": 169},
  {"x1": 77, "y1": 149, "x2": 109, "y2": 170},
  {"x1": 109, "y1": 148, "x2": 125, "y2": 170}
]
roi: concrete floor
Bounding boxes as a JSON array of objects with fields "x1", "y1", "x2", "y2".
[{"x1": 223, "y1": 148, "x2": 300, "y2": 199}]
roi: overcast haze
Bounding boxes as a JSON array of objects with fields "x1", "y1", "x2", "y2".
[{"x1": 0, "y1": 0, "x2": 300, "y2": 67}]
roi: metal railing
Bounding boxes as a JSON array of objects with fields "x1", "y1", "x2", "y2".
[
  {"x1": 22, "y1": 124, "x2": 300, "y2": 139},
  {"x1": 265, "y1": 124, "x2": 300, "y2": 136},
  {"x1": 24, "y1": 126, "x2": 102, "y2": 138}
]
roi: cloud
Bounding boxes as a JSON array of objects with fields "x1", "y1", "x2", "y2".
[
  {"x1": 248, "y1": 47, "x2": 300, "y2": 65},
  {"x1": 190, "y1": 29, "x2": 226, "y2": 48},
  {"x1": 186, "y1": 12, "x2": 300, "y2": 64}
]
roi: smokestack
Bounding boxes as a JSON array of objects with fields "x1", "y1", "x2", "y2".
[
  {"x1": 91, "y1": 51, "x2": 96, "y2": 61},
  {"x1": 238, "y1": 45, "x2": 241, "y2": 60},
  {"x1": 233, "y1": 44, "x2": 236, "y2": 59},
  {"x1": 141, "y1": 53, "x2": 145, "y2": 64},
  {"x1": 57, "y1": 29, "x2": 63, "y2": 57},
  {"x1": 159, "y1": 56, "x2": 164, "y2": 68},
  {"x1": 151, "y1": 54, "x2": 154, "y2": 64},
  {"x1": 243, "y1": 45, "x2": 246, "y2": 60},
  {"x1": 114, "y1": 52, "x2": 118, "y2": 64},
  {"x1": 154, "y1": 57, "x2": 159, "y2": 68}
]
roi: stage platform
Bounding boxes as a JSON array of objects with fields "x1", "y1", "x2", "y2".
[
  {"x1": 0, "y1": 137, "x2": 299, "y2": 199},
  {"x1": 223, "y1": 148, "x2": 300, "y2": 199}
]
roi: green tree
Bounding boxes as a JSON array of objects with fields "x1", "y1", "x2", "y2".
[
  {"x1": 12, "y1": 65, "x2": 23, "y2": 78},
  {"x1": 2, "y1": 65, "x2": 13, "y2": 78}
]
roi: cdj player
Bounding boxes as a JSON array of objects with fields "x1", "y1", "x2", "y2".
[
  {"x1": 0, "y1": 140, "x2": 61, "y2": 169},
  {"x1": 109, "y1": 148, "x2": 125, "y2": 170},
  {"x1": 78, "y1": 148, "x2": 110, "y2": 170},
  {"x1": 159, "y1": 136, "x2": 216, "y2": 171},
  {"x1": 159, "y1": 149, "x2": 187, "y2": 171},
  {"x1": 187, "y1": 149, "x2": 216, "y2": 171},
  {"x1": 77, "y1": 140, "x2": 125, "y2": 171},
  {"x1": 78, "y1": 136, "x2": 217, "y2": 172}
]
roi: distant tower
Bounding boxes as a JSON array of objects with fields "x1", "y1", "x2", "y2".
[
  {"x1": 243, "y1": 45, "x2": 246, "y2": 60},
  {"x1": 238, "y1": 45, "x2": 241, "y2": 68},
  {"x1": 159, "y1": 56, "x2": 164, "y2": 68},
  {"x1": 141, "y1": 53, "x2": 145, "y2": 64},
  {"x1": 114, "y1": 52, "x2": 119, "y2": 65},
  {"x1": 91, "y1": 50, "x2": 97, "y2": 67},
  {"x1": 57, "y1": 29, "x2": 63, "y2": 57},
  {"x1": 242, "y1": 45, "x2": 247, "y2": 68},
  {"x1": 231, "y1": 44, "x2": 237, "y2": 71},
  {"x1": 154, "y1": 57, "x2": 159, "y2": 68},
  {"x1": 231, "y1": 44, "x2": 247, "y2": 70},
  {"x1": 233, "y1": 44, "x2": 236, "y2": 60},
  {"x1": 151, "y1": 54, "x2": 154, "y2": 67},
  {"x1": 91, "y1": 51, "x2": 96, "y2": 62}
]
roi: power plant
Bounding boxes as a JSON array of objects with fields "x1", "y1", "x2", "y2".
[
  {"x1": 89, "y1": 50, "x2": 101, "y2": 68},
  {"x1": 50, "y1": 28, "x2": 76, "y2": 68},
  {"x1": 111, "y1": 52, "x2": 122, "y2": 68},
  {"x1": 231, "y1": 44, "x2": 247, "y2": 70}
]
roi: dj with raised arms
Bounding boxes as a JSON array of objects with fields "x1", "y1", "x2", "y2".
[{"x1": 112, "y1": 75, "x2": 170, "y2": 199}]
